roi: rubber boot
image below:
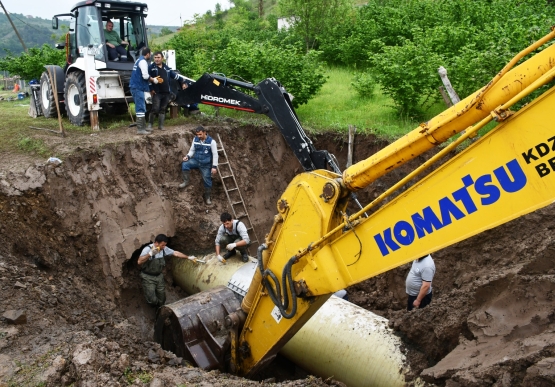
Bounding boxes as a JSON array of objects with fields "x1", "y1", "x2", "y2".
[
  {"x1": 178, "y1": 170, "x2": 190, "y2": 189},
  {"x1": 223, "y1": 249, "x2": 236, "y2": 259},
  {"x1": 203, "y1": 187, "x2": 212, "y2": 205},
  {"x1": 147, "y1": 113, "x2": 154, "y2": 131},
  {"x1": 239, "y1": 249, "x2": 249, "y2": 263},
  {"x1": 136, "y1": 116, "x2": 149, "y2": 135},
  {"x1": 158, "y1": 113, "x2": 165, "y2": 130}
]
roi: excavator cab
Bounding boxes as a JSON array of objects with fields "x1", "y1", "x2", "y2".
[{"x1": 52, "y1": 0, "x2": 149, "y2": 70}]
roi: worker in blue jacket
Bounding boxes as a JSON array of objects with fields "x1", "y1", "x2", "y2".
[
  {"x1": 148, "y1": 51, "x2": 187, "y2": 130},
  {"x1": 129, "y1": 47, "x2": 159, "y2": 135}
]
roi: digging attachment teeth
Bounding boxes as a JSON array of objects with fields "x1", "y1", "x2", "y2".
[{"x1": 154, "y1": 286, "x2": 245, "y2": 371}]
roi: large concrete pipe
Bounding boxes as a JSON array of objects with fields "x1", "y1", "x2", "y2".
[{"x1": 170, "y1": 254, "x2": 408, "y2": 386}]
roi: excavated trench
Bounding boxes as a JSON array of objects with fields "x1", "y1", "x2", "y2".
[{"x1": 1, "y1": 121, "x2": 555, "y2": 386}]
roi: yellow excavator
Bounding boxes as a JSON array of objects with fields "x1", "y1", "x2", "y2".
[{"x1": 156, "y1": 28, "x2": 555, "y2": 377}]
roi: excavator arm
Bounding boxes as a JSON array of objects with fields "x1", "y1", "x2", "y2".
[
  {"x1": 176, "y1": 73, "x2": 340, "y2": 173},
  {"x1": 157, "y1": 29, "x2": 555, "y2": 377}
]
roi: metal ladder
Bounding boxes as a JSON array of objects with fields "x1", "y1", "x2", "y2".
[{"x1": 216, "y1": 134, "x2": 260, "y2": 252}]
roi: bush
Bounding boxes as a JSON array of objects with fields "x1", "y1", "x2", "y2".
[
  {"x1": 211, "y1": 38, "x2": 326, "y2": 107},
  {"x1": 319, "y1": 0, "x2": 555, "y2": 116},
  {"x1": 0, "y1": 45, "x2": 65, "y2": 81},
  {"x1": 350, "y1": 72, "x2": 376, "y2": 99}
]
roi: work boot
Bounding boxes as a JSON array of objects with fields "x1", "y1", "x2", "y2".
[
  {"x1": 158, "y1": 113, "x2": 165, "y2": 130},
  {"x1": 223, "y1": 249, "x2": 235, "y2": 260},
  {"x1": 136, "y1": 116, "x2": 149, "y2": 135},
  {"x1": 203, "y1": 187, "x2": 212, "y2": 205},
  {"x1": 241, "y1": 251, "x2": 249, "y2": 263},
  {"x1": 147, "y1": 113, "x2": 154, "y2": 130},
  {"x1": 178, "y1": 170, "x2": 190, "y2": 189}
]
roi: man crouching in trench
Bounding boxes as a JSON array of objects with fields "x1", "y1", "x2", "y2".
[{"x1": 137, "y1": 234, "x2": 192, "y2": 308}]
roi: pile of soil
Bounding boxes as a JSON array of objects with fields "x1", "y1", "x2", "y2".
[{"x1": 1, "y1": 118, "x2": 555, "y2": 386}]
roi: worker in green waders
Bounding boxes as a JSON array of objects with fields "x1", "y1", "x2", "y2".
[{"x1": 137, "y1": 234, "x2": 193, "y2": 307}]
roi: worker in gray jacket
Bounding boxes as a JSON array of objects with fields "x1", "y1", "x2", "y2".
[
  {"x1": 405, "y1": 254, "x2": 436, "y2": 311},
  {"x1": 215, "y1": 212, "x2": 250, "y2": 263}
]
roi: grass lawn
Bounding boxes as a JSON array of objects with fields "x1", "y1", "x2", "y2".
[{"x1": 295, "y1": 67, "x2": 421, "y2": 139}]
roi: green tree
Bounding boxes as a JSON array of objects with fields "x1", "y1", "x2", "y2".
[
  {"x1": 160, "y1": 27, "x2": 173, "y2": 36},
  {"x1": 0, "y1": 45, "x2": 65, "y2": 80},
  {"x1": 278, "y1": 0, "x2": 354, "y2": 52},
  {"x1": 211, "y1": 38, "x2": 325, "y2": 106}
]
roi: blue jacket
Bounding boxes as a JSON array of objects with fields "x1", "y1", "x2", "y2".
[
  {"x1": 129, "y1": 56, "x2": 150, "y2": 92},
  {"x1": 192, "y1": 135, "x2": 214, "y2": 166}
]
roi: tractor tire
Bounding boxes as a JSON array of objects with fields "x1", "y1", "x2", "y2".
[
  {"x1": 39, "y1": 71, "x2": 59, "y2": 118},
  {"x1": 64, "y1": 71, "x2": 90, "y2": 126}
]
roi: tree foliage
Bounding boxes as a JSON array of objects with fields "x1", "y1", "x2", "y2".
[
  {"x1": 164, "y1": 0, "x2": 325, "y2": 106},
  {"x1": 159, "y1": 27, "x2": 173, "y2": 36},
  {"x1": 278, "y1": 0, "x2": 354, "y2": 52},
  {"x1": 319, "y1": 0, "x2": 555, "y2": 117},
  {"x1": 0, "y1": 44, "x2": 65, "y2": 80}
]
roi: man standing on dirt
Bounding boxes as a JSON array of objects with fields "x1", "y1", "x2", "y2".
[
  {"x1": 406, "y1": 254, "x2": 436, "y2": 311},
  {"x1": 215, "y1": 212, "x2": 251, "y2": 263},
  {"x1": 129, "y1": 47, "x2": 160, "y2": 135},
  {"x1": 179, "y1": 126, "x2": 218, "y2": 204},
  {"x1": 148, "y1": 51, "x2": 187, "y2": 131},
  {"x1": 138, "y1": 234, "x2": 192, "y2": 308}
]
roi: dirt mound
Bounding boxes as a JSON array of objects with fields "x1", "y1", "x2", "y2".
[{"x1": 1, "y1": 120, "x2": 555, "y2": 386}]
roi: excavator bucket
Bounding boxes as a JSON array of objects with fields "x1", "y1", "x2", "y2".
[{"x1": 154, "y1": 286, "x2": 241, "y2": 371}]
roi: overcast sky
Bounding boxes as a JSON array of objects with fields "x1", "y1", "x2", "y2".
[{"x1": 1, "y1": 0, "x2": 231, "y2": 26}]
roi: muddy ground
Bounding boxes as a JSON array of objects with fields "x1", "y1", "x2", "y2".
[{"x1": 1, "y1": 116, "x2": 555, "y2": 386}]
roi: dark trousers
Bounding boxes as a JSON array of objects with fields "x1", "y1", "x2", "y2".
[
  {"x1": 107, "y1": 45, "x2": 128, "y2": 60},
  {"x1": 151, "y1": 93, "x2": 171, "y2": 115},
  {"x1": 219, "y1": 234, "x2": 249, "y2": 254},
  {"x1": 140, "y1": 272, "x2": 165, "y2": 307},
  {"x1": 407, "y1": 292, "x2": 432, "y2": 311}
]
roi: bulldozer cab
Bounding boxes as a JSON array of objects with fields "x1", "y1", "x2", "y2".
[{"x1": 53, "y1": 0, "x2": 148, "y2": 69}]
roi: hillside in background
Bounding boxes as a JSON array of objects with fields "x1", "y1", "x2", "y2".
[
  {"x1": 0, "y1": 11, "x2": 179, "y2": 59},
  {"x1": 0, "y1": 13, "x2": 66, "y2": 57}
]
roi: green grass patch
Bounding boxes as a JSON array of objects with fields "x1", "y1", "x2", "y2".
[
  {"x1": 295, "y1": 67, "x2": 422, "y2": 138},
  {"x1": 16, "y1": 135, "x2": 49, "y2": 157},
  {"x1": 123, "y1": 367, "x2": 153, "y2": 385}
]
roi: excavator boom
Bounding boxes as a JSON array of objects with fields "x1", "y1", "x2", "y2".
[{"x1": 157, "y1": 28, "x2": 555, "y2": 377}]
